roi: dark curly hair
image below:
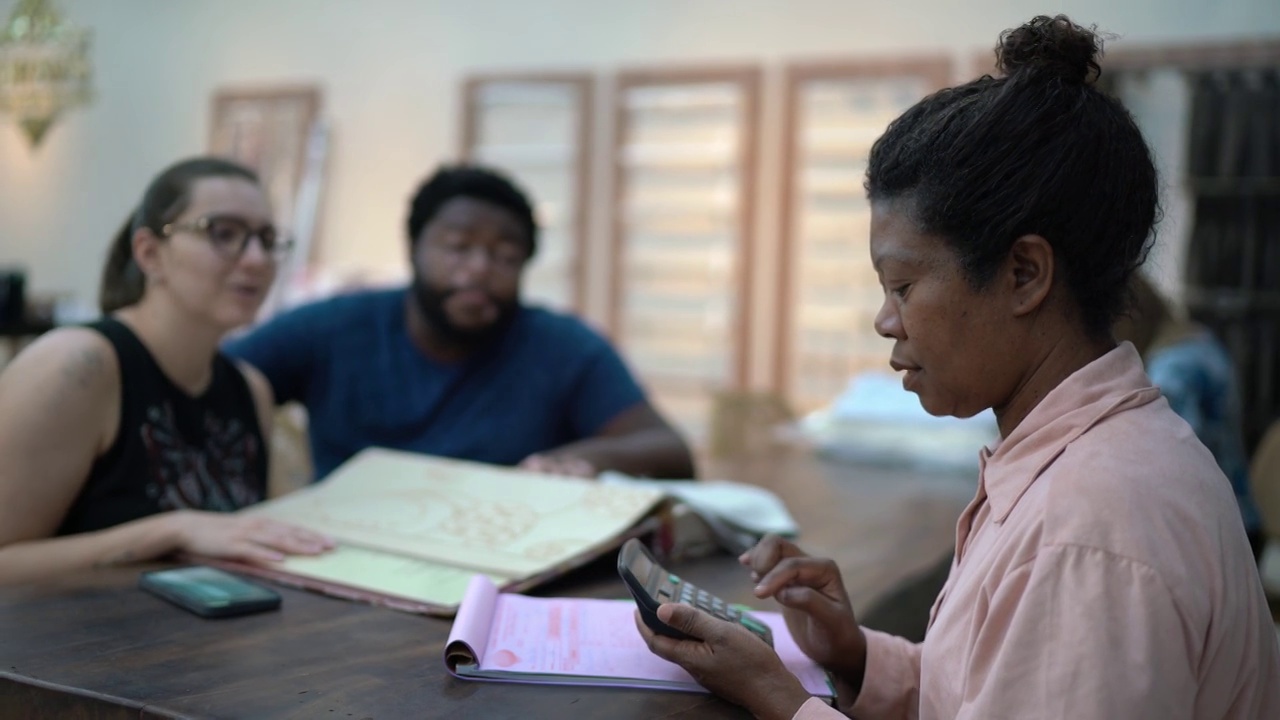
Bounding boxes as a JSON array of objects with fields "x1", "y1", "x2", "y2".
[
  {"x1": 865, "y1": 15, "x2": 1160, "y2": 337},
  {"x1": 406, "y1": 164, "x2": 539, "y2": 256}
]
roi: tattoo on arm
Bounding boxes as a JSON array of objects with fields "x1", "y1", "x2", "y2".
[
  {"x1": 61, "y1": 347, "x2": 105, "y2": 389},
  {"x1": 49, "y1": 346, "x2": 109, "y2": 416}
]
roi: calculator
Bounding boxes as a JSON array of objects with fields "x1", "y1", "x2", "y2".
[{"x1": 618, "y1": 538, "x2": 774, "y2": 646}]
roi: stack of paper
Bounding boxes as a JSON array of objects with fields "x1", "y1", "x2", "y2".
[{"x1": 446, "y1": 575, "x2": 835, "y2": 696}]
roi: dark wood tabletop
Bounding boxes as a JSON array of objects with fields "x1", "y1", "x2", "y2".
[{"x1": 0, "y1": 448, "x2": 975, "y2": 720}]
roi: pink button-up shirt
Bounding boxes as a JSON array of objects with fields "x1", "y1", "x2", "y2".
[{"x1": 796, "y1": 343, "x2": 1280, "y2": 719}]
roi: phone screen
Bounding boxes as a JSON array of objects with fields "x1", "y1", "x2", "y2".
[
  {"x1": 147, "y1": 567, "x2": 277, "y2": 604},
  {"x1": 140, "y1": 566, "x2": 281, "y2": 617}
]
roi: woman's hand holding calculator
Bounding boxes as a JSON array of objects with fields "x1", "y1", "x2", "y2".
[
  {"x1": 624, "y1": 537, "x2": 812, "y2": 718},
  {"x1": 627, "y1": 534, "x2": 872, "y2": 718},
  {"x1": 742, "y1": 535, "x2": 868, "y2": 699},
  {"x1": 632, "y1": 602, "x2": 813, "y2": 720}
]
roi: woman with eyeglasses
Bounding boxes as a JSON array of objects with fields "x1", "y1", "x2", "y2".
[{"x1": 0, "y1": 157, "x2": 333, "y2": 584}]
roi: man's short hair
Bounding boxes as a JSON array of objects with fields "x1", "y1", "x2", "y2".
[{"x1": 407, "y1": 164, "x2": 539, "y2": 256}]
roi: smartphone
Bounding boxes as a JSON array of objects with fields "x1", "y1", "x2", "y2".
[
  {"x1": 138, "y1": 566, "x2": 281, "y2": 618},
  {"x1": 617, "y1": 538, "x2": 773, "y2": 646}
]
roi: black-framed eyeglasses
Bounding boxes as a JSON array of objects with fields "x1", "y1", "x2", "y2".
[{"x1": 161, "y1": 215, "x2": 294, "y2": 262}]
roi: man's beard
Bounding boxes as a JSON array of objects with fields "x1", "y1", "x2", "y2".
[{"x1": 410, "y1": 273, "x2": 517, "y2": 351}]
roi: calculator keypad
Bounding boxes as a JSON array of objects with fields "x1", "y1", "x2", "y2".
[{"x1": 663, "y1": 576, "x2": 769, "y2": 644}]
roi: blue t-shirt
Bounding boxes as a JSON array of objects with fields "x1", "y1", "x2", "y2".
[
  {"x1": 223, "y1": 288, "x2": 647, "y2": 479},
  {"x1": 1147, "y1": 332, "x2": 1261, "y2": 533}
]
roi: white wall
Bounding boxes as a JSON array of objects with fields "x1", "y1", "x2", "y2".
[{"x1": 1, "y1": 0, "x2": 1277, "y2": 383}]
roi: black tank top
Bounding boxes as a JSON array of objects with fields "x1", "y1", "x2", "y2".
[{"x1": 56, "y1": 318, "x2": 267, "y2": 535}]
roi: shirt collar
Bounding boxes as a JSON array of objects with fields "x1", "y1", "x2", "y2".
[{"x1": 981, "y1": 342, "x2": 1163, "y2": 522}]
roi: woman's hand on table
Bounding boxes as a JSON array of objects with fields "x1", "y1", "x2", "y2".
[{"x1": 168, "y1": 511, "x2": 335, "y2": 564}]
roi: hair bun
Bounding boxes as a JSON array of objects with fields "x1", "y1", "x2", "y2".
[{"x1": 997, "y1": 15, "x2": 1102, "y2": 85}]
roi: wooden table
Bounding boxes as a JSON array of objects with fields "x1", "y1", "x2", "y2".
[{"x1": 0, "y1": 448, "x2": 975, "y2": 719}]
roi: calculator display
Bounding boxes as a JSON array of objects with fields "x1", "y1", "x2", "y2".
[{"x1": 630, "y1": 547, "x2": 654, "y2": 581}]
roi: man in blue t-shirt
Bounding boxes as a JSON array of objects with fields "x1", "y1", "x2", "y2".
[{"x1": 224, "y1": 165, "x2": 694, "y2": 481}]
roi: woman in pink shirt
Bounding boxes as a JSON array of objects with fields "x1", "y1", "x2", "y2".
[{"x1": 635, "y1": 14, "x2": 1280, "y2": 720}]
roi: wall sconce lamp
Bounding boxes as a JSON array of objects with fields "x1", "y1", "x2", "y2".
[{"x1": 0, "y1": 0, "x2": 92, "y2": 147}]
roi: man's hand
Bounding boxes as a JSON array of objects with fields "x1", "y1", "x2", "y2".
[
  {"x1": 521, "y1": 403, "x2": 695, "y2": 479},
  {"x1": 635, "y1": 603, "x2": 813, "y2": 720},
  {"x1": 742, "y1": 535, "x2": 867, "y2": 688},
  {"x1": 518, "y1": 453, "x2": 597, "y2": 478}
]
